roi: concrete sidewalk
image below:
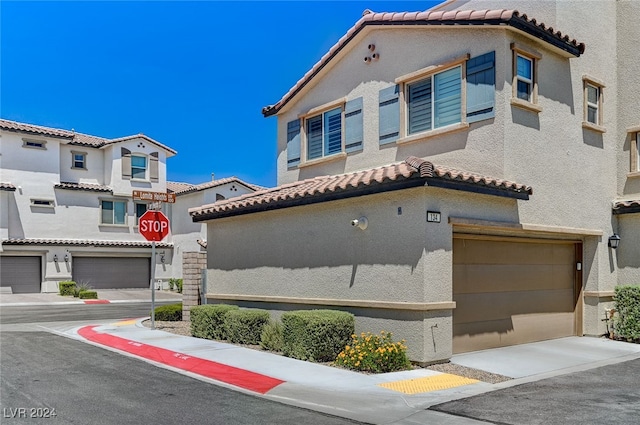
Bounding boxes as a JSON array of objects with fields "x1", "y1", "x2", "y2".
[
  {"x1": 63, "y1": 319, "x2": 640, "y2": 425},
  {"x1": 0, "y1": 289, "x2": 182, "y2": 306}
]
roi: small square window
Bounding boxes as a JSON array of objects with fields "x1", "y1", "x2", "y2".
[
  {"x1": 582, "y1": 76, "x2": 605, "y2": 132},
  {"x1": 511, "y1": 43, "x2": 541, "y2": 112},
  {"x1": 131, "y1": 155, "x2": 147, "y2": 179},
  {"x1": 30, "y1": 199, "x2": 54, "y2": 207},
  {"x1": 22, "y1": 139, "x2": 47, "y2": 149},
  {"x1": 101, "y1": 200, "x2": 127, "y2": 225},
  {"x1": 516, "y1": 55, "x2": 533, "y2": 101},
  {"x1": 71, "y1": 151, "x2": 87, "y2": 169}
]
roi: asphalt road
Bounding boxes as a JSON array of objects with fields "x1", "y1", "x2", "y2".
[
  {"x1": 431, "y1": 358, "x2": 640, "y2": 425},
  {"x1": 0, "y1": 305, "x2": 363, "y2": 425}
]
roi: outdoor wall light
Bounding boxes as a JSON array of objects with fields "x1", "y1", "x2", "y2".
[
  {"x1": 160, "y1": 254, "x2": 165, "y2": 263},
  {"x1": 64, "y1": 254, "x2": 69, "y2": 263},
  {"x1": 608, "y1": 234, "x2": 621, "y2": 249},
  {"x1": 351, "y1": 217, "x2": 368, "y2": 230},
  {"x1": 53, "y1": 254, "x2": 58, "y2": 262}
]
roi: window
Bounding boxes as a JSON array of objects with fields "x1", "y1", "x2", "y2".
[
  {"x1": 131, "y1": 155, "x2": 147, "y2": 179},
  {"x1": 286, "y1": 97, "x2": 362, "y2": 167},
  {"x1": 101, "y1": 200, "x2": 127, "y2": 225},
  {"x1": 582, "y1": 76, "x2": 605, "y2": 132},
  {"x1": 629, "y1": 126, "x2": 640, "y2": 175},
  {"x1": 71, "y1": 151, "x2": 87, "y2": 169},
  {"x1": 511, "y1": 43, "x2": 541, "y2": 112},
  {"x1": 22, "y1": 139, "x2": 46, "y2": 149},
  {"x1": 30, "y1": 199, "x2": 54, "y2": 207},
  {"x1": 135, "y1": 202, "x2": 148, "y2": 225},
  {"x1": 407, "y1": 66, "x2": 462, "y2": 134}
]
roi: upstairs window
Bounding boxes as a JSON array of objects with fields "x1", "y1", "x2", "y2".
[
  {"x1": 135, "y1": 202, "x2": 148, "y2": 225},
  {"x1": 101, "y1": 200, "x2": 127, "y2": 225},
  {"x1": 511, "y1": 43, "x2": 541, "y2": 112},
  {"x1": 22, "y1": 139, "x2": 46, "y2": 149},
  {"x1": 582, "y1": 76, "x2": 605, "y2": 132},
  {"x1": 71, "y1": 151, "x2": 87, "y2": 169},
  {"x1": 131, "y1": 155, "x2": 147, "y2": 179},
  {"x1": 407, "y1": 66, "x2": 462, "y2": 134},
  {"x1": 306, "y1": 107, "x2": 342, "y2": 160}
]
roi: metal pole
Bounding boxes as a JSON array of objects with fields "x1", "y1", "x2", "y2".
[{"x1": 151, "y1": 241, "x2": 156, "y2": 329}]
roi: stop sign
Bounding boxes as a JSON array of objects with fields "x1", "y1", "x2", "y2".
[{"x1": 139, "y1": 210, "x2": 170, "y2": 241}]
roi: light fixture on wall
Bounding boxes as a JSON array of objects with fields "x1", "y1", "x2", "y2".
[
  {"x1": 53, "y1": 254, "x2": 58, "y2": 262},
  {"x1": 350, "y1": 217, "x2": 368, "y2": 230},
  {"x1": 608, "y1": 234, "x2": 621, "y2": 249},
  {"x1": 160, "y1": 252, "x2": 165, "y2": 263},
  {"x1": 64, "y1": 254, "x2": 69, "y2": 263}
]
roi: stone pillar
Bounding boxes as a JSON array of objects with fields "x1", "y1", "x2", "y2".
[{"x1": 182, "y1": 251, "x2": 207, "y2": 321}]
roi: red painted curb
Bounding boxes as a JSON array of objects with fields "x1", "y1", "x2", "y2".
[
  {"x1": 83, "y1": 300, "x2": 110, "y2": 304},
  {"x1": 78, "y1": 326, "x2": 284, "y2": 394}
]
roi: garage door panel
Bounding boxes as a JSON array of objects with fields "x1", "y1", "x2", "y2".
[
  {"x1": 0, "y1": 256, "x2": 41, "y2": 293},
  {"x1": 453, "y1": 312, "x2": 575, "y2": 352},
  {"x1": 454, "y1": 264, "x2": 574, "y2": 294},
  {"x1": 454, "y1": 289, "x2": 575, "y2": 324},
  {"x1": 73, "y1": 257, "x2": 150, "y2": 289},
  {"x1": 454, "y1": 239, "x2": 561, "y2": 265}
]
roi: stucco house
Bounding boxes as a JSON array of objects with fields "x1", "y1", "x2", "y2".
[
  {"x1": 0, "y1": 119, "x2": 258, "y2": 293},
  {"x1": 190, "y1": 0, "x2": 640, "y2": 364}
]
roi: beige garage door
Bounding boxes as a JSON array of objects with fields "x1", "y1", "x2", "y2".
[
  {"x1": 453, "y1": 236, "x2": 578, "y2": 354},
  {"x1": 0, "y1": 256, "x2": 41, "y2": 293},
  {"x1": 73, "y1": 257, "x2": 150, "y2": 289}
]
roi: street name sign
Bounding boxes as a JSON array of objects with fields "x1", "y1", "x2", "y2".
[{"x1": 132, "y1": 190, "x2": 176, "y2": 203}]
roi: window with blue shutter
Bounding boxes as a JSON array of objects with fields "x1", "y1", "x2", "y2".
[
  {"x1": 344, "y1": 97, "x2": 363, "y2": 153},
  {"x1": 286, "y1": 119, "x2": 301, "y2": 167},
  {"x1": 466, "y1": 51, "x2": 495, "y2": 123},
  {"x1": 379, "y1": 85, "x2": 400, "y2": 145},
  {"x1": 407, "y1": 79, "x2": 432, "y2": 134},
  {"x1": 306, "y1": 107, "x2": 342, "y2": 160}
]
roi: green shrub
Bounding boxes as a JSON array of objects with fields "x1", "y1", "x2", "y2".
[
  {"x1": 614, "y1": 285, "x2": 640, "y2": 342},
  {"x1": 224, "y1": 309, "x2": 270, "y2": 345},
  {"x1": 281, "y1": 310, "x2": 354, "y2": 362},
  {"x1": 334, "y1": 331, "x2": 411, "y2": 373},
  {"x1": 190, "y1": 304, "x2": 239, "y2": 340},
  {"x1": 74, "y1": 282, "x2": 93, "y2": 298},
  {"x1": 78, "y1": 290, "x2": 98, "y2": 299},
  {"x1": 59, "y1": 281, "x2": 76, "y2": 296},
  {"x1": 260, "y1": 320, "x2": 284, "y2": 352},
  {"x1": 168, "y1": 279, "x2": 175, "y2": 291},
  {"x1": 154, "y1": 303, "x2": 183, "y2": 321},
  {"x1": 168, "y1": 278, "x2": 183, "y2": 294}
]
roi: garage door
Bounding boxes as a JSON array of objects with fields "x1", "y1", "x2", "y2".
[
  {"x1": 72, "y1": 257, "x2": 150, "y2": 289},
  {"x1": 453, "y1": 237, "x2": 578, "y2": 353},
  {"x1": 0, "y1": 256, "x2": 42, "y2": 293}
]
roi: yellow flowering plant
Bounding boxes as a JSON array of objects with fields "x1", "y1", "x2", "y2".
[{"x1": 334, "y1": 331, "x2": 411, "y2": 373}]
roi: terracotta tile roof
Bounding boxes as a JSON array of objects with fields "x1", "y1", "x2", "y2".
[
  {"x1": 262, "y1": 8, "x2": 585, "y2": 117},
  {"x1": 54, "y1": 182, "x2": 113, "y2": 192},
  {"x1": 168, "y1": 177, "x2": 265, "y2": 196},
  {"x1": 613, "y1": 199, "x2": 640, "y2": 214},
  {"x1": 0, "y1": 183, "x2": 16, "y2": 192},
  {"x1": 1, "y1": 238, "x2": 172, "y2": 248},
  {"x1": 0, "y1": 118, "x2": 176, "y2": 155},
  {"x1": 190, "y1": 156, "x2": 532, "y2": 222}
]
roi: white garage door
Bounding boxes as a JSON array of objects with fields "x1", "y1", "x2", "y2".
[
  {"x1": 72, "y1": 257, "x2": 150, "y2": 289},
  {"x1": 453, "y1": 236, "x2": 578, "y2": 353},
  {"x1": 0, "y1": 256, "x2": 42, "y2": 293}
]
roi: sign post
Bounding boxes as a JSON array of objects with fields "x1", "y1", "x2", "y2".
[{"x1": 138, "y1": 209, "x2": 171, "y2": 329}]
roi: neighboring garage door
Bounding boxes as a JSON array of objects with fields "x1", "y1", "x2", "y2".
[
  {"x1": 0, "y1": 256, "x2": 42, "y2": 293},
  {"x1": 72, "y1": 257, "x2": 150, "y2": 289},
  {"x1": 453, "y1": 236, "x2": 578, "y2": 354}
]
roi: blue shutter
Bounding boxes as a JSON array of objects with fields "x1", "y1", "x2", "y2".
[
  {"x1": 286, "y1": 119, "x2": 301, "y2": 167},
  {"x1": 466, "y1": 51, "x2": 495, "y2": 123},
  {"x1": 379, "y1": 85, "x2": 400, "y2": 145},
  {"x1": 306, "y1": 115, "x2": 323, "y2": 160},
  {"x1": 344, "y1": 97, "x2": 363, "y2": 153},
  {"x1": 407, "y1": 79, "x2": 432, "y2": 134},
  {"x1": 434, "y1": 66, "x2": 461, "y2": 128},
  {"x1": 324, "y1": 108, "x2": 342, "y2": 156}
]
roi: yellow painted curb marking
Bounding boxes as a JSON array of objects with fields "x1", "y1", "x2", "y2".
[
  {"x1": 378, "y1": 373, "x2": 479, "y2": 394},
  {"x1": 113, "y1": 319, "x2": 138, "y2": 326}
]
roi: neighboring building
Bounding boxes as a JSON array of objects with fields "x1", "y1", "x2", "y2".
[
  {"x1": 190, "y1": 0, "x2": 640, "y2": 363},
  {"x1": 0, "y1": 119, "x2": 258, "y2": 293}
]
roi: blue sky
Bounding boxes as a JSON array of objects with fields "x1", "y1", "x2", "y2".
[{"x1": 1, "y1": 1, "x2": 439, "y2": 188}]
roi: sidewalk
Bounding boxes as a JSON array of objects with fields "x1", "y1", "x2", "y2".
[
  {"x1": 63, "y1": 318, "x2": 640, "y2": 425},
  {"x1": 0, "y1": 288, "x2": 182, "y2": 306}
]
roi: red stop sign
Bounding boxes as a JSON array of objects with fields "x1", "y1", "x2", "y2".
[{"x1": 139, "y1": 210, "x2": 170, "y2": 241}]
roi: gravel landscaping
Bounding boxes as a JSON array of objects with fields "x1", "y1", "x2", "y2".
[{"x1": 143, "y1": 319, "x2": 511, "y2": 384}]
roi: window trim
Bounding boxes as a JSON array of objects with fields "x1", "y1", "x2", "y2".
[
  {"x1": 298, "y1": 97, "x2": 347, "y2": 164},
  {"x1": 395, "y1": 54, "x2": 469, "y2": 144},
  {"x1": 628, "y1": 125, "x2": 640, "y2": 177},
  {"x1": 71, "y1": 150, "x2": 88, "y2": 170},
  {"x1": 510, "y1": 43, "x2": 541, "y2": 113},
  {"x1": 22, "y1": 138, "x2": 47, "y2": 150},
  {"x1": 30, "y1": 198, "x2": 55, "y2": 208},
  {"x1": 130, "y1": 154, "x2": 148, "y2": 181},
  {"x1": 99, "y1": 198, "x2": 128, "y2": 226},
  {"x1": 582, "y1": 75, "x2": 606, "y2": 133}
]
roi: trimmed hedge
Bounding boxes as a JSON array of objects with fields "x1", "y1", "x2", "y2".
[
  {"x1": 59, "y1": 281, "x2": 76, "y2": 296},
  {"x1": 190, "y1": 304, "x2": 239, "y2": 340},
  {"x1": 281, "y1": 310, "x2": 354, "y2": 362},
  {"x1": 78, "y1": 290, "x2": 98, "y2": 299},
  {"x1": 224, "y1": 309, "x2": 270, "y2": 345},
  {"x1": 614, "y1": 285, "x2": 640, "y2": 342},
  {"x1": 260, "y1": 320, "x2": 284, "y2": 352},
  {"x1": 154, "y1": 303, "x2": 183, "y2": 321}
]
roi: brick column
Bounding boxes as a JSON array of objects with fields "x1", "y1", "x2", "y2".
[{"x1": 182, "y1": 251, "x2": 207, "y2": 321}]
